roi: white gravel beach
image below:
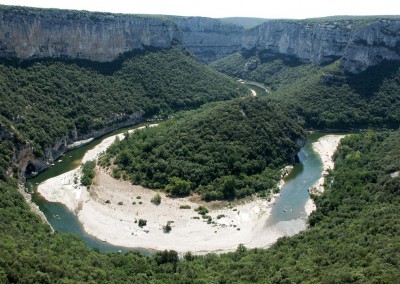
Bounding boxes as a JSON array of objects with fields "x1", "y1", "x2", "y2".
[
  {"x1": 305, "y1": 134, "x2": 346, "y2": 215},
  {"x1": 37, "y1": 130, "x2": 345, "y2": 253}
]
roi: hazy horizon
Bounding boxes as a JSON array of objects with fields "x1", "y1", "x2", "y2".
[{"x1": 0, "y1": 0, "x2": 399, "y2": 20}]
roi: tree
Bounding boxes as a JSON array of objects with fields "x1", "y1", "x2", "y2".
[{"x1": 165, "y1": 177, "x2": 191, "y2": 197}]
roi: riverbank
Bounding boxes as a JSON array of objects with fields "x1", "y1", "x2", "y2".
[
  {"x1": 37, "y1": 125, "x2": 297, "y2": 254},
  {"x1": 305, "y1": 134, "x2": 346, "y2": 215}
]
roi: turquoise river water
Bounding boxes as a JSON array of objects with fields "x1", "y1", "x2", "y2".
[{"x1": 27, "y1": 124, "x2": 324, "y2": 254}]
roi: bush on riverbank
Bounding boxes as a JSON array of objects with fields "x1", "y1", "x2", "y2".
[{"x1": 80, "y1": 160, "x2": 96, "y2": 188}]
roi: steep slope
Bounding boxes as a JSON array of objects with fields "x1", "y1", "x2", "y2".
[
  {"x1": 0, "y1": 5, "x2": 180, "y2": 61},
  {"x1": 100, "y1": 98, "x2": 306, "y2": 200},
  {"x1": 1, "y1": 6, "x2": 399, "y2": 72},
  {"x1": 0, "y1": 48, "x2": 248, "y2": 178},
  {"x1": 1, "y1": 131, "x2": 399, "y2": 282},
  {"x1": 171, "y1": 16, "x2": 244, "y2": 63},
  {"x1": 212, "y1": 52, "x2": 400, "y2": 129},
  {"x1": 242, "y1": 18, "x2": 400, "y2": 73}
]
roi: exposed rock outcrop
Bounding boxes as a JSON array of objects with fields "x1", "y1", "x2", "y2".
[
  {"x1": 171, "y1": 16, "x2": 244, "y2": 62},
  {"x1": 0, "y1": 7, "x2": 180, "y2": 61},
  {"x1": 244, "y1": 19, "x2": 400, "y2": 73},
  {"x1": 0, "y1": 6, "x2": 399, "y2": 73},
  {"x1": 12, "y1": 111, "x2": 144, "y2": 179}
]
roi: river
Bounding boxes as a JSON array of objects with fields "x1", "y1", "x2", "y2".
[{"x1": 27, "y1": 125, "x2": 324, "y2": 254}]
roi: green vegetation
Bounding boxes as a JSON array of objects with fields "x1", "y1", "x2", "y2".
[
  {"x1": 0, "y1": 48, "x2": 247, "y2": 161},
  {"x1": 80, "y1": 160, "x2": 96, "y2": 188},
  {"x1": 212, "y1": 52, "x2": 400, "y2": 130},
  {"x1": 1, "y1": 13, "x2": 400, "y2": 282},
  {"x1": 138, "y1": 219, "x2": 147, "y2": 227},
  {"x1": 101, "y1": 98, "x2": 305, "y2": 200},
  {"x1": 2, "y1": 131, "x2": 399, "y2": 282},
  {"x1": 151, "y1": 193, "x2": 161, "y2": 205},
  {"x1": 195, "y1": 206, "x2": 209, "y2": 216},
  {"x1": 165, "y1": 177, "x2": 191, "y2": 197},
  {"x1": 163, "y1": 221, "x2": 172, "y2": 233},
  {"x1": 179, "y1": 205, "x2": 191, "y2": 209}
]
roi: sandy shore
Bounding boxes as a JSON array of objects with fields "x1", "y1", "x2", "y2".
[
  {"x1": 305, "y1": 134, "x2": 346, "y2": 215},
  {"x1": 37, "y1": 124, "x2": 299, "y2": 253},
  {"x1": 79, "y1": 170, "x2": 285, "y2": 253}
]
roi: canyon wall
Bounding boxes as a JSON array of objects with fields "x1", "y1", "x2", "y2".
[
  {"x1": 244, "y1": 19, "x2": 400, "y2": 73},
  {"x1": 0, "y1": 7, "x2": 180, "y2": 61},
  {"x1": 0, "y1": 7, "x2": 399, "y2": 72}
]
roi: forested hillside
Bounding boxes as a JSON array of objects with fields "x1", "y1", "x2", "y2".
[
  {"x1": 2, "y1": 130, "x2": 399, "y2": 282},
  {"x1": 100, "y1": 98, "x2": 306, "y2": 200},
  {"x1": 1, "y1": 8, "x2": 400, "y2": 282},
  {"x1": 0, "y1": 48, "x2": 247, "y2": 160},
  {"x1": 212, "y1": 52, "x2": 400, "y2": 129}
]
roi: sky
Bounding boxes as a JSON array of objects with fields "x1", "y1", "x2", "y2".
[{"x1": 0, "y1": 0, "x2": 399, "y2": 19}]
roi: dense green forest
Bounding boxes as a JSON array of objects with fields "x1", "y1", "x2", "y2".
[
  {"x1": 0, "y1": 48, "x2": 247, "y2": 160},
  {"x1": 100, "y1": 98, "x2": 306, "y2": 200},
  {"x1": 2, "y1": 130, "x2": 399, "y2": 282},
  {"x1": 1, "y1": 12, "x2": 399, "y2": 281},
  {"x1": 212, "y1": 52, "x2": 400, "y2": 129}
]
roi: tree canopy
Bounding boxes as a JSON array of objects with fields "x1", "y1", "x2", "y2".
[
  {"x1": 101, "y1": 97, "x2": 306, "y2": 200},
  {"x1": 212, "y1": 51, "x2": 400, "y2": 130},
  {"x1": 0, "y1": 48, "x2": 247, "y2": 159}
]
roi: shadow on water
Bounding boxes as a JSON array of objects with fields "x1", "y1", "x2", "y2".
[{"x1": 27, "y1": 123, "x2": 154, "y2": 255}]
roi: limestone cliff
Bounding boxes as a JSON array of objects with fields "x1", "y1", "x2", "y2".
[
  {"x1": 243, "y1": 19, "x2": 400, "y2": 73},
  {"x1": 171, "y1": 16, "x2": 244, "y2": 62},
  {"x1": 0, "y1": 7, "x2": 180, "y2": 61},
  {"x1": 0, "y1": 6, "x2": 399, "y2": 72}
]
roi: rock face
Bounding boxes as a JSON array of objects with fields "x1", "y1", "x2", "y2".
[
  {"x1": 0, "y1": 6, "x2": 399, "y2": 72},
  {"x1": 244, "y1": 19, "x2": 400, "y2": 73},
  {"x1": 243, "y1": 21, "x2": 350, "y2": 65},
  {"x1": 342, "y1": 20, "x2": 400, "y2": 73},
  {"x1": 0, "y1": 7, "x2": 180, "y2": 61},
  {"x1": 172, "y1": 16, "x2": 244, "y2": 63}
]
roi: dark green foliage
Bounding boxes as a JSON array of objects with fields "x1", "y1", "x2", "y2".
[
  {"x1": 80, "y1": 160, "x2": 96, "y2": 188},
  {"x1": 0, "y1": 48, "x2": 246, "y2": 158},
  {"x1": 5, "y1": 129, "x2": 400, "y2": 284},
  {"x1": 138, "y1": 219, "x2": 147, "y2": 227},
  {"x1": 103, "y1": 97, "x2": 306, "y2": 200},
  {"x1": 165, "y1": 177, "x2": 191, "y2": 197},
  {"x1": 195, "y1": 206, "x2": 209, "y2": 216},
  {"x1": 163, "y1": 221, "x2": 172, "y2": 233},
  {"x1": 212, "y1": 52, "x2": 400, "y2": 130}
]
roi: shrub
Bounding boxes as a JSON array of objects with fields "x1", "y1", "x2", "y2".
[
  {"x1": 179, "y1": 205, "x2": 191, "y2": 209},
  {"x1": 138, "y1": 219, "x2": 147, "y2": 227},
  {"x1": 81, "y1": 160, "x2": 96, "y2": 188},
  {"x1": 195, "y1": 206, "x2": 209, "y2": 216},
  {"x1": 151, "y1": 193, "x2": 161, "y2": 205},
  {"x1": 163, "y1": 221, "x2": 172, "y2": 233}
]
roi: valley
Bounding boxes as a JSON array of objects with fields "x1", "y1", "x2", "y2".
[{"x1": 0, "y1": 4, "x2": 399, "y2": 283}]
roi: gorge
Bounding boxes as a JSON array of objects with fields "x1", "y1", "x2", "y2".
[{"x1": 1, "y1": 4, "x2": 400, "y2": 283}]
